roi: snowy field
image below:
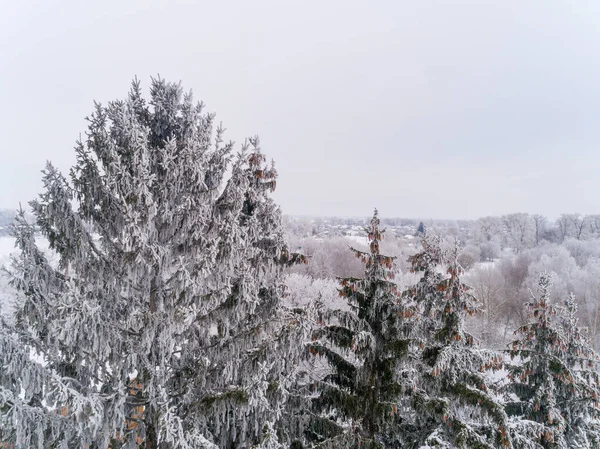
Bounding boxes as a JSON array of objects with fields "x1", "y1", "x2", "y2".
[
  {"x1": 0, "y1": 235, "x2": 16, "y2": 266},
  {"x1": 0, "y1": 235, "x2": 51, "y2": 320},
  {"x1": 0, "y1": 236, "x2": 17, "y2": 319},
  {"x1": 344, "y1": 234, "x2": 369, "y2": 247}
]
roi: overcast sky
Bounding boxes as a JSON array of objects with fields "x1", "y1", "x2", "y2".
[{"x1": 1, "y1": 1, "x2": 599, "y2": 219}]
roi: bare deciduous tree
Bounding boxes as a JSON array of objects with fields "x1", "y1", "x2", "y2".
[
  {"x1": 567, "y1": 213, "x2": 589, "y2": 240},
  {"x1": 532, "y1": 214, "x2": 547, "y2": 246},
  {"x1": 556, "y1": 214, "x2": 570, "y2": 243},
  {"x1": 474, "y1": 216, "x2": 502, "y2": 243},
  {"x1": 467, "y1": 264, "x2": 507, "y2": 346},
  {"x1": 501, "y1": 213, "x2": 534, "y2": 253},
  {"x1": 587, "y1": 214, "x2": 600, "y2": 237},
  {"x1": 557, "y1": 213, "x2": 589, "y2": 241}
]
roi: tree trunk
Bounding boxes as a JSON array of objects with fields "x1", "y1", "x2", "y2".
[{"x1": 145, "y1": 405, "x2": 158, "y2": 449}]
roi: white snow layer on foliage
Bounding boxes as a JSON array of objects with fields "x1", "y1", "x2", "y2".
[{"x1": 0, "y1": 236, "x2": 53, "y2": 321}]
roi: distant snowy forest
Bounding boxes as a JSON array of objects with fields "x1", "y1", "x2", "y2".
[
  {"x1": 1, "y1": 79, "x2": 599, "y2": 449},
  {"x1": 283, "y1": 213, "x2": 600, "y2": 350}
]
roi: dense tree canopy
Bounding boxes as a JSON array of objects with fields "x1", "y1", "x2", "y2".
[
  {"x1": 1, "y1": 77, "x2": 599, "y2": 449},
  {"x1": 0, "y1": 78, "x2": 306, "y2": 449},
  {"x1": 306, "y1": 210, "x2": 412, "y2": 448}
]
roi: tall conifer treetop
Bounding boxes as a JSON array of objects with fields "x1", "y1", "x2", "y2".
[
  {"x1": 404, "y1": 230, "x2": 445, "y2": 344},
  {"x1": 558, "y1": 293, "x2": 600, "y2": 447},
  {"x1": 404, "y1": 237, "x2": 509, "y2": 449},
  {"x1": 506, "y1": 273, "x2": 600, "y2": 448},
  {"x1": 306, "y1": 209, "x2": 412, "y2": 448},
  {"x1": 507, "y1": 273, "x2": 568, "y2": 448},
  {"x1": 0, "y1": 77, "x2": 306, "y2": 449}
]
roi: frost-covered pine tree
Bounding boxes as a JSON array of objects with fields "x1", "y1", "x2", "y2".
[
  {"x1": 404, "y1": 230, "x2": 445, "y2": 344},
  {"x1": 0, "y1": 78, "x2": 306, "y2": 449},
  {"x1": 305, "y1": 209, "x2": 413, "y2": 448},
  {"x1": 1, "y1": 209, "x2": 103, "y2": 449},
  {"x1": 507, "y1": 274, "x2": 600, "y2": 448},
  {"x1": 558, "y1": 294, "x2": 600, "y2": 447},
  {"x1": 404, "y1": 238, "x2": 510, "y2": 448},
  {"x1": 506, "y1": 273, "x2": 567, "y2": 448}
]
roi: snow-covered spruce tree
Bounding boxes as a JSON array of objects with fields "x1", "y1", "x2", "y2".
[
  {"x1": 403, "y1": 239, "x2": 510, "y2": 448},
  {"x1": 558, "y1": 294, "x2": 600, "y2": 447},
  {"x1": 505, "y1": 273, "x2": 566, "y2": 448},
  {"x1": 305, "y1": 209, "x2": 413, "y2": 448},
  {"x1": 0, "y1": 78, "x2": 306, "y2": 449},
  {"x1": 403, "y1": 230, "x2": 445, "y2": 344},
  {"x1": 506, "y1": 274, "x2": 600, "y2": 448},
  {"x1": 0, "y1": 211, "x2": 104, "y2": 448}
]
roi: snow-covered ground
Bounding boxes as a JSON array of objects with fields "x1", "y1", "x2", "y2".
[
  {"x1": 0, "y1": 236, "x2": 18, "y2": 319},
  {"x1": 344, "y1": 234, "x2": 369, "y2": 247},
  {"x1": 0, "y1": 235, "x2": 51, "y2": 320},
  {"x1": 0, "y1": 236, "x2": 17, "y2": 266}
]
